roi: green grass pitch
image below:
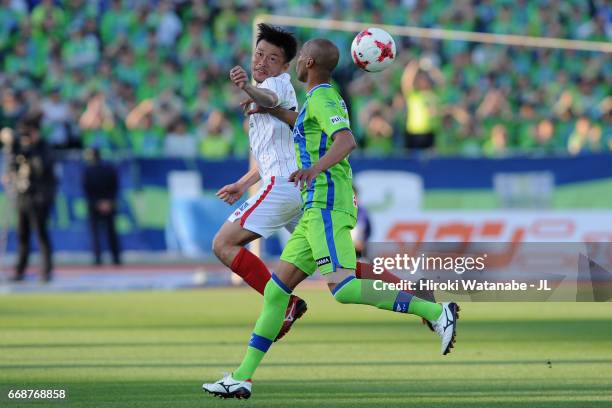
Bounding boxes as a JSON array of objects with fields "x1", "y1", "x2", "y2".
[{"x1": 1, "y1": 288, "x2": 611, "y2": 407}]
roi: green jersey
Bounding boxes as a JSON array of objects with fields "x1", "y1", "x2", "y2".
[{"x1": 293, "y1": 84, "x2": 356, "y2": 218}]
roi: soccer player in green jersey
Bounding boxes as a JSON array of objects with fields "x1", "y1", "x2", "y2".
[{"x1": 203, "y1": 39, "x2": 459, "y2": 400}]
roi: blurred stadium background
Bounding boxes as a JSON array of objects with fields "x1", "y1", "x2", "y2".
[
  {"x1": 0, "y1": 0, "x2": 610, "y2": 289},
  {"x1": 0, "y1": 1, "x2": 611, "y2": 406}
]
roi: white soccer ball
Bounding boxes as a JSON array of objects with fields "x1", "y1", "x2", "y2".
[{"x1": 351, "y1": 27, "x2": 396, "y2": 72}]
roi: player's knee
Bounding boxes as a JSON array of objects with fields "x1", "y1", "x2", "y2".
[
  {"x1": 211, "y1": 233, "x2": 221, "y2": 256},
  {"x1": 212, "y1": 232, "x2": 231, "y2": 261}
]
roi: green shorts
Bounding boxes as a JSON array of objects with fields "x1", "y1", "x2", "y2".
[{"x1": 280, "y1": 207, "x2": 357, "y2": 275}]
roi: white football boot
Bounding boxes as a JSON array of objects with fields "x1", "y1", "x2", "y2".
[
  {"x1": 430, "y1": 302, "x2": 460, "y2": 355},
  {"x1": 203, "y1": 373, "x2": 252, "y2": 399}
]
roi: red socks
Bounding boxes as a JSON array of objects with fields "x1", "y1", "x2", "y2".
[{"x1": 230, "y1": 247, "x2": 271, "y2": 294}]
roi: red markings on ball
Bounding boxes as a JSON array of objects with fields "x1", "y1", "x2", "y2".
[
  {"x1": 352, "y1": 50, "x2": 369, "y2": 70},
  {"x1": 375, "y1": 40, "x2": 394, "y2": 62},
  {"x1": 355, "y1": 29, "x2": 372, "y2": 45}
]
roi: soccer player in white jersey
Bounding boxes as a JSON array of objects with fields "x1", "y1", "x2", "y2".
[{"x1": 212, "y1": 24, "x2": 306, "y2": 341}]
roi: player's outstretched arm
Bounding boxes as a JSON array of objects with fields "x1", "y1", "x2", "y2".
[
  {"x1": 290, "y1": 130, "x2": 356, "y2": 189},
  {"x1": 216, "y1": 165, "x2": 261, "y2": 205},
  {"x1": 266, "y1": 106, "x2": 298, "y2": 128},
  {"x1": 401, "y1": 59, "x2": 419, "y2": 95},
  {"x1": 240, "y1": 99, "x2": 298, "y2": 129},
  {"x1": 230, "y1": 66, "x2": 279, "y2": 108}
]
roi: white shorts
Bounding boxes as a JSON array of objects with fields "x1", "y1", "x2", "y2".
[{"x1": 227, "y1": 176, "x2": 303, "y2": 238}]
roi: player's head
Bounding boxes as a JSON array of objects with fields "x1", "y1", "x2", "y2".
[
  {"x1": 295, "y1": 38, "x2": 339, "y2": 83},
  {"x1": 252, "y1": 23, "x2": 297, "y2": 83}
]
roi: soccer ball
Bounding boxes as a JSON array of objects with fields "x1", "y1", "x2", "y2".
[{"x1": 351, "y1": 27, "x2": 396, "y2": 72}]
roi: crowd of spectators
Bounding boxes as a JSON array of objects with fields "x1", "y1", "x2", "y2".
[{"x1": 0, "y1": 0, "x2": 610, "y2": 158}]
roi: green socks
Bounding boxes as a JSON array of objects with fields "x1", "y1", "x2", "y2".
[
  {"x1": 332, "y1": 276, "x2": 442, "y2": 321},
  {"x1": 233, "y1": 275, "x2": 291, "y2": 381},
  {"x1": 233, "y1": 275, "x2": 443, "y2": 382},
  {"x1": 408, "y1": 297, "x2": 443, "y2": 322}
]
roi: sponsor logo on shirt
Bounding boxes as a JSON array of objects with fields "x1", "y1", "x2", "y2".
[{"x1": 330, "y1": 115, "x2": 348, "y2": 125}]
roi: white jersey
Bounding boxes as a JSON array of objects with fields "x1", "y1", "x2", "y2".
[{"x1": 249, "y1": 72, "x2": 298, "y2": 178}]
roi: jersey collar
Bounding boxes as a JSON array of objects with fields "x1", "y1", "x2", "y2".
[{"x1": 307, "y1": 83, "x2": 332, "y2": 96}]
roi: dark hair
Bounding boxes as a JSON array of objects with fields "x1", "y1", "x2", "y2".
[
  {"x1": 256, "y1": 23, "x2": 297, "y2": 63},
  {"x1": 18, "y1": 111, "x2": 42, "y2": 132}
]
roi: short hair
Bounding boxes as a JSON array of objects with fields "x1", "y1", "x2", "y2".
[
  {"x1": 256, "y1": 23, "x2": 297, "y2": 63},
  {"x1": 18, "y1": 111, "x2": 42, "y2": 132}
]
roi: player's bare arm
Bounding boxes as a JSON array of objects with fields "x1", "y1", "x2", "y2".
[
  {"x1": 265, "y1": 106, "x2": 298, "y2": 127},
  {"x1": 216, "y1": 165, "x2": 262, "y2": 205},
  {"x1": 240, "y1": 99, "x2": 298, "y2": 128},
  {"x1": 230, "y1": 66, "x2": 279, "y2": 108},
  {"x1": 289, "y1": 130, "x2": 357, "y2": 189}
]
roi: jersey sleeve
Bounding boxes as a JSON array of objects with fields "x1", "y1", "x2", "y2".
[
  {"x1": 309, "y1": 89, "x2": 351, "y2": 138},
  {"x1": 259, "y1": 77, "x2": 292, "y2": 109}
]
